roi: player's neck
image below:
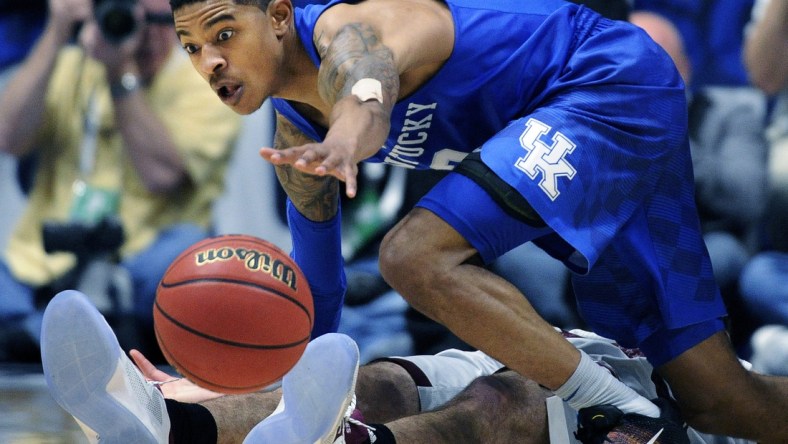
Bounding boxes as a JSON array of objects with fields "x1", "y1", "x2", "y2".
[{"x1": 274, "y1": 39, "x2": 326, "y2": 113}]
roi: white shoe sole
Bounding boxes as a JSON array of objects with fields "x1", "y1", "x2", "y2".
[
  {"x1": 244, "y1": 333, "x2": 360, "y2": 444},
  {"x1": 41, "y1": 290, "x2": 169, "y2": 444}
]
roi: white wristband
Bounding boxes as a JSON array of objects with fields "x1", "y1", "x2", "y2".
[{"x1": 350, "y1": 78, "x2": 384, "y2": 104}]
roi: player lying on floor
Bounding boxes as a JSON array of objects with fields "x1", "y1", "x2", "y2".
[
  {"x1": 169, "y1": 0, "x2": 788, "y2": 441},
  {"x1": 40, "y1": 290, "x2": 753, "y2": 444}
]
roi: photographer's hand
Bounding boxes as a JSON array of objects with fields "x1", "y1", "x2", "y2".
[
  {"x1": 0, "y1": 0, "x2": 92, "y2": 157},
  {"x1": 48, "y1": 0, "x2": 92, "y2": 44},
  {"x1": 80, "y1": 1, "x2": 189, "y2": 194},
  {"x1": 78, "y1": 4, "x2": 146, "y2": 78}
]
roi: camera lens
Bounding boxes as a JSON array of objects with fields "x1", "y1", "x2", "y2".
[{"x1": 95, "y1": 1, "x2": 136, "y2": 43}]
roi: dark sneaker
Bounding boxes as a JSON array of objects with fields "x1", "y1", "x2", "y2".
[{"x1": 575, "y1": 399, "x2": 690, "y2": 444}]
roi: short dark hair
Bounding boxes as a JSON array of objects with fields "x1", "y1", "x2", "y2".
[{"x1": 169, "y1": 0, "x2": 272, "y2": 12}]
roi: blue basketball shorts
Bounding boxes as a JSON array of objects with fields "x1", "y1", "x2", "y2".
[{"x1": 416, "y1": 89, "x2": 728, "y2": 367}]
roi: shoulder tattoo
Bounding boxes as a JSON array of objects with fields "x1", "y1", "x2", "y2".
[{"x1": 314, "y1": 22, "x2": 399, "y2": 106}]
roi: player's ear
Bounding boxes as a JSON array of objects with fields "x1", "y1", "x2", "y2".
[{"x1": 269, "y1": 0, "x2": 293, "y2": 38}]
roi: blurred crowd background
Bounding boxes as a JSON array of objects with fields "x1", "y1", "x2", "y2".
[{"x1": 0, "y1": 0, "x2": 785, "y2": 377}]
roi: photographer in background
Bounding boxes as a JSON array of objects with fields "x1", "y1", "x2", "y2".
[{"x1": 0, "y1": 0, "x2": 241, "y2": 362}]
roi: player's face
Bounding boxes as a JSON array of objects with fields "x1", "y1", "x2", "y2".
[{"x1": 173, "y1": 0, "x2": 286, "y2": 115}]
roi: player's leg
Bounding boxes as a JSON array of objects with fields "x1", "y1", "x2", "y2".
[
  {"x1": 386, "y1": 370, "x2": 551, "y2": 444},
  {"x1": 569, "y1": 157, "x2": 785, "y2": 443},
  {"x1": 240, "y1": 337, "x2": 511, "y2": 443},
  {"x1": 194, "y1": 392, "x2": 280, "y2": 444},
  {"x1": 380, "y1": 188, "x2": 580, "y2": 390},
  {"x1": 40, "y1": 289, "x2": 411, "y2": 444},
  {"x1": 658, "y1": 331, "x2": 788, "y2": 443},
  {"x1": 189, "y1": 361, "x2": 412, "y2": 444},
  {"x1": 384, "y1": 335, "x2": 690, "y2": 444},
  {"x1": 354, "y1": 360, "x2": 421, "y2": 423},
  {"x1": 380, "y1": 172, "x2": 659, "y2": 418},
  {"x1": 360, "y1": 348, "x2": 506, "y2": 423},
  {"x1": 372, "y1": 332, "x2": 680, "y2": 444},
  {"x1": 153, "y1": 334, "x2": 362, "y2": 444},
  {"x1": 149, "y1": 341, "x2": 484, "y2": 443}
]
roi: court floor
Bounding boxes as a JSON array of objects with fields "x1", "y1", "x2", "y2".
[{"x1": 0, "y1": 364, "x2": 83, "y2": 443}]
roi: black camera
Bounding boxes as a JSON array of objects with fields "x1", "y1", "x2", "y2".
[
  {"x1": 94, "y1": 0, "x2": 138, "y2": 43},
  {"x1": 43, "y1": 216, "x2": 125, "y2": 257}
]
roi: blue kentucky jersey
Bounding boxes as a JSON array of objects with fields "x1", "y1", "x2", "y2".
[
  {"x1": 273, "y1": 0, "x2": 629, "y2": 171},
  {"x1": 273, "y1": 0, "x2": 729, "y2": 359}
]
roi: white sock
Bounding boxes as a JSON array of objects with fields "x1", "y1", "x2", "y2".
[{"x1": 554, "y1": 351, "x2": 660, "y2": 417}]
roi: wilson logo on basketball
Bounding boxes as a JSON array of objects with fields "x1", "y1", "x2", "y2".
[{"x1": 195, "y1": 247, "x2": 299, "y2": 290}]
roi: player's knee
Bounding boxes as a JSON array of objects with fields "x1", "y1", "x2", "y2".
[
  {"x1": 379, "y1": 225, "x2": 431, "y2": 294},
  {"x1": 380, "y1": 241, "x2": 447, "y2": 319},
  {"x1": 673, "y1": 370, "x2": 764, "y2": 436},
  {"x1": 458, "y1": 373, "x2": 549, "y2": 433},
  {"x1": 356, "y1": 361, "x2": 420, "y2": 423},
  {"x1": 463, "y1": 374, "x2": 515, "y2": 407},
  {"x1": 380, "y1": 227, "x2": 408, "y2": 284},
  {"x1": 668, "y1": 375, "x2": 745, "y2": 434},
  {"x1": 677, "y1": 401, "x2": 721, "y2": 435}
]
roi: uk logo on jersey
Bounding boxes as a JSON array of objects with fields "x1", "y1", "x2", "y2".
[{"x1": 514, "y1": 118, "x2": 576, "y2": 200}]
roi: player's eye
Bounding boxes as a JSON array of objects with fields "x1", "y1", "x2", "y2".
[
  {"x1": 218, "y1": 30, "x2": 233, "y2": 42},
  {"x1": 183, "y1": 43, "x2": 199, "y2": 54}
]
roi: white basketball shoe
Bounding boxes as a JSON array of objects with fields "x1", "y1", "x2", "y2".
[
  {"x1": 243, "y1": 333, "x2": 362, "y2": 444},
  {"x1": 40, "y1": 290, "x2": 171, "y2": 443}
]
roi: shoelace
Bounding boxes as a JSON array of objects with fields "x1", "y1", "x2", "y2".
[
  {"x1": 148, "y1": 378, "x2": 182, "y2": 387},
  {"x1": 147, "y1": 377, "x2": 182, "y2": 396},
  {"x1": 337, "y1": 395, "x2": 376, "y2": 440}
]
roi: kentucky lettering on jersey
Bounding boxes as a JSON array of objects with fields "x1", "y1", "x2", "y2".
[
  {"x1": 270, "y1": 0, "x2": 730, "y2": 354},
  {"x1": 274, "y1": 0, "x2": 583, "y2": 171},
  {"x1": 384, "y1": 102, "x2": 437, "y2": 168}
]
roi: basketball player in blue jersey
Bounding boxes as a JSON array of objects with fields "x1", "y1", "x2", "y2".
[{"x1": 169, "y1": 0, "x2": 788, "y2": 442}]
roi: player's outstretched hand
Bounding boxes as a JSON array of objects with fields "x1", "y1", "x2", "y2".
[
  {"x1": 129, "y1": 349, "x2": 225, "y2": 403},
  {"x1": 260, "y1": 141, "x2": 360, "y2": 198},
  {"x1": 260, "y1": 95, "x2": 391, "y2": 198}
]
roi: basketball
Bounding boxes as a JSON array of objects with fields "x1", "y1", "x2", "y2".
[{"x1": 153, "y1": 234, "x2": 313, "y2": 394}]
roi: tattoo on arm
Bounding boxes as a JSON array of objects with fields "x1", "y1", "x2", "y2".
[
  {"x1": 314, "y1": 22, "x2": 399, "y2": 106},
  {"x1": 273, "y1": 112, "x2": 340, "y2": 221}
]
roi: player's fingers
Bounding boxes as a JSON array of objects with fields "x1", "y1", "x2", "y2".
[
  {"x1": 316, "y1": 150, "x2": 345, "y2": 171},
  {"x1": 266, "y1": 149, "x2": 303, "y2": 164},
  {"x1": 296, "y1": 146, "x2": 323, "y2": 165},
  {"x1": 293, "y1": 160, "x2": 329, "y2": 177},
  {"x1": 259, "y1": 147, "x2": 286, "y2": 164},
  {"x1": 313, "y1": 153, "x2": 340, "y2": 177},
  {"x1": 129, "y1": 349, "x2": 172, "y2": 381},
  {"x1": 343, "y1": 164, "x2": 359, "y2": 198},
  {"x1": 259, "y1": 146, "x2": 308, "y2": 165},
  {"x1": 259, "y1": 147, "x2": 277, "y2": 159}
]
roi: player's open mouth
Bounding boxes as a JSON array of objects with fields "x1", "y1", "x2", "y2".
[{"x1": 217, "y1": 84, "x2": 243, "y2": 105}]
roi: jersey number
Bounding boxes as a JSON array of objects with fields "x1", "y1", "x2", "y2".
[{"x1": 430, "y1": 148, "x2": 472, "y2": 170}]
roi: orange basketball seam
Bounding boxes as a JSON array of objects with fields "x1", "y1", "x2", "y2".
[
  {"x1": 154, "y1": 299, "x2": 310, "y2": 350},
  {"x1": 154, "y1": 329, "x2": 275, "y2": 392},
  {"x1": 158, "y1": 277, "x2": 313, "y2": 327}
]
